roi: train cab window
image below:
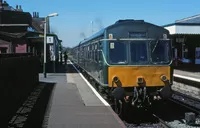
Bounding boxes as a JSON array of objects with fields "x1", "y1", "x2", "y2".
[
  {"x1": 130, "y1": 42, "x2": 148, "y2": 64},
  {"x1": 109, "y1": 42, "x2": 127, "y2": 64},
  {"x1": 87, "y1": 46, "x2": 90, "y2": 59},
  {"x1": 150, "y1": 40, "x2": 170, "y2": 64}
]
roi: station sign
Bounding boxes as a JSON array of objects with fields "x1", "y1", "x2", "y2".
[
  {"x1": 176, "y1": 38, "x2": 185, "y2": 43},
  {"x1": 47, "y1": 36, "x2": 54, "y2": 44}
]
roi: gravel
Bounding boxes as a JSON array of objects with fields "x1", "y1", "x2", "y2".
[{"x1": 172, "y1": 81, "x2": 200, "y2": 100}]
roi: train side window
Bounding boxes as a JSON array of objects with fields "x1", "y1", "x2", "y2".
[
  {"x1": 85, "y1": 46, "x2": 87, "y2": 59},
  {"x1": 98, "y1": 42, "x2": 102, "y2": 62},
  {"x1": 94, "y1": 43, "x2": 98, "y2": 62},
  {"x1": 91, "y1": 44, "x2": 93, "y2": 60},
  {"x1": 88, "y1": 45, "x2": 90, "y2": 59},
  {"x1": 92, "y1": 44, "x2": 95, "y2": 61},
  {"x1": 98, "y1": 50, "x2": 102, "y2": 62},
  {"x1": 90, "y1": 44, "x2": 92, "y2": 60},
  {"x1": 84, "y1": 46, "x2": 86, "y2": 59}
]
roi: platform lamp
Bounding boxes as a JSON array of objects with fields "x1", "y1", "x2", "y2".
[{"x1": 43, "y1": 13, "x2": 58, "y2": 78}]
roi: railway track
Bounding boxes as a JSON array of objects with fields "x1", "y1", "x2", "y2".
[
  {"x1": 171, "y1": 91, "x2": 200, "y2": 114},
  {"x1": 124, "y1": 113, "x2": 173, "y2": 128},
  {"x1": 152, "y1": 114, "x2": 173, "y2": 128}
]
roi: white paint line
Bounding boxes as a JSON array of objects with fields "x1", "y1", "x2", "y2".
[
  {"x1": 69, "y1": 60, "x2": 110, "y2": 106},
  {"x1": 174, "y1": 74, "x2": 200, "y2": 82}
]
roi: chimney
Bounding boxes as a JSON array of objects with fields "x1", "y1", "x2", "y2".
[
  {"x1": 4, "y1": 0, "x2": 8, "y2": 5},
  {"x1": 19, "y1": 5, "x2": 23, "y2": 11},
  {"x1": 0, "y1": 0, "x2": 2, "y2": 6}
]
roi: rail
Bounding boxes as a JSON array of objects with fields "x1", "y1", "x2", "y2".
[
  {"x1": 152, "y1": 114, "x2": 173, "y2": 128},
  {"x1": 171, "y1": 92, "x2": 200, "y2": 115}
]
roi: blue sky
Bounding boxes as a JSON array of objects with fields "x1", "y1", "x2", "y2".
[{"x1": 6, "y1": 0, "x2": 200, "y2": 47}]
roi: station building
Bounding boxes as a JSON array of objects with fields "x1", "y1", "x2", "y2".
[{"x1": 163, "y1": 14, "x2": 200, "y2": 66}]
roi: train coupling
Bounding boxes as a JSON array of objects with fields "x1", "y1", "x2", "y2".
[{"x1": 131, "y1": 87, "x2": 151, "y2": 108}]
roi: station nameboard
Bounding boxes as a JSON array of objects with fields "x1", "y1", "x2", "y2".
[
  {"x1": 47, "y1": 36, "x2": 54, "y2": 44},
  {"x1": 129, "y1": 32, "x2": 146, "y2": 38}
]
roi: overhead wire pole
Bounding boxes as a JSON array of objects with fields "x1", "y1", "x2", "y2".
[{"x1": 91, "y1": 20, "x2": 94, "y2": 34}]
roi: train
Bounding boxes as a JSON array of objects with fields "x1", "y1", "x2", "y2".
[{"x1": 70, "y1": 19, "x2": 173, "y2": 116}]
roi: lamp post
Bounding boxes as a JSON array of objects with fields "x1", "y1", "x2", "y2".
[
  {"x1": 91, "y1": 20, "x2": 94, "y2": 34},
  {"x1": 43, "y1": 13, "x2": 58, "y2": 78}
]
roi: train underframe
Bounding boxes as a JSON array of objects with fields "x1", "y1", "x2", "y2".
[
  {"x1": 110, "y1": 85, "x2": 172, "y2": 107},
  {"x1": 106, "y1": 80, "x2": 172, "y2": 118}
]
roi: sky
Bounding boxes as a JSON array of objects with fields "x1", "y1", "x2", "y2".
[{"x1": 6, "y1": 0, "x2": 200, "y2": 47}]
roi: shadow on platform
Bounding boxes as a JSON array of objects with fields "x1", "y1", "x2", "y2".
[
  {"x1": 22, "y1": 82, "x2": 55, "y2": 128},
  {"x1": 66, "y1": 64, "x2": 78, "y2": 73},
  {"x1": 39, "y1": 63, "x2": 78, "y2": 74}
]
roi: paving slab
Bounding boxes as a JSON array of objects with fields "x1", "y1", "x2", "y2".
[{"x1": 39, "y1": 64, "x2": 125, "y2": 128}]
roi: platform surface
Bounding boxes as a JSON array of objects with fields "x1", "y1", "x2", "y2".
[
  {"x1": 174, "y1": 69, "x2": 200, "y2": 79},
  {"x1": 39, "y1": 63, "x2": 125, "y2": 128}
]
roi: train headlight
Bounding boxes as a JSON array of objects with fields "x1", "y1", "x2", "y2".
[
  {"x1": 160, "y1": 75, "x2": 167, "y2": 82},
  {"x1": 137, "y1": 77, "x2": 144, "y2": 84}
]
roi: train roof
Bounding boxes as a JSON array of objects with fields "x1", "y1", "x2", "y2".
[{"x1": 77, "y1": 19, "x2": 167, "y2": 46}]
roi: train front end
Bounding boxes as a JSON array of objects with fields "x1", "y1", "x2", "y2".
[{"x1": 105, "y1": 21, "x2": 173, "y2": 108}]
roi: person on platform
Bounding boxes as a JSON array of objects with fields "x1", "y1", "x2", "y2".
[{"x1": 64, "y1": 52, "x2": 68, "y2": 64}]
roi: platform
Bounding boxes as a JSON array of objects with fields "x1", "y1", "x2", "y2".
[
  {"x1": 39, "y1": 62, "x2": 126, "y2": 128},
  {"x1": 174, "y1": 69, "x2": 200, "y2": 80}
]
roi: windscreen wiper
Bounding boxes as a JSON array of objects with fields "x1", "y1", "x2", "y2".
[{"x1": 152, "y1": 39, "x2": 159, "y2": 53}]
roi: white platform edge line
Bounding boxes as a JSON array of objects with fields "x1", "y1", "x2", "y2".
[
  {"x1": 69, "y1": 60, "x2": 110, "y2": 106},
  {"x1": 174, "y1": 74, "x2": 200, "y2": 82}
]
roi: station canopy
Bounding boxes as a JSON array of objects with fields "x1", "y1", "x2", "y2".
[{"x1": 163, "y1": 14, "x2": 200, "y2": 35}]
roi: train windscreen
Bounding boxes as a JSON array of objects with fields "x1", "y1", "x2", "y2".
[
  {"x1": 109, "y1": 42, "x2": 127, "y2": 64},
  {"x1": 130, "y1": 41, "x2": 148, "y2": 64},
  {"x1": 150, "y1": 40, "x2": 170, "y2": 64}
]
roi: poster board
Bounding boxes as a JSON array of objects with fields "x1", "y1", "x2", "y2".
[{"x1": 195, "y1": 47, "x2": 200, "y2": 64}]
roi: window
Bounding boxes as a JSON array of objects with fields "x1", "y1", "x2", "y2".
[
  {"x1": 0, "y1": 47, "x2": 7, "y2": 53},
  {"x1": 109, "y1": 42, "x2": 127, "y2": 64},
  {"x1": 93, "y1": 44, "x2": 97, "y2": 62},
  {"x1": 130, "y1": 41, "x2": 148, "y2": 64},
  {"x1": 150, "y1": 40, "x2": 170, "y2": 64}
]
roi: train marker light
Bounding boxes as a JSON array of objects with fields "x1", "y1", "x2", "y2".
[
  {"x1": 109, "y1": 34, "x2": 113, "y2": 39},
  {"x1": 160, "y1": 75, "x2": 167, "y2": 82},
  {"x1": 163, "y1": 34, "x2": 167, "y2": 39}
]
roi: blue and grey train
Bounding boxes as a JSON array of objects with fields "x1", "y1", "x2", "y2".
[{"x1": 71, "y1": 19, "x2": 173, "y2": 116}]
